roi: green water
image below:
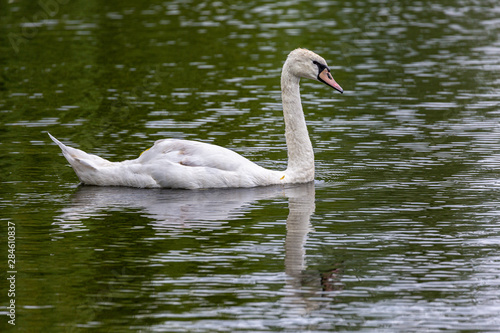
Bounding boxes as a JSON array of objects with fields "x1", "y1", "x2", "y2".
[{"x1": 1, "y1": 0, "x2": 500, "y2": 332}]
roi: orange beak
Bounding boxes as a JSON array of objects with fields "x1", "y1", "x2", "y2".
[{"x1": 318, "y1": 68, "x2": 343, "y2": 94}]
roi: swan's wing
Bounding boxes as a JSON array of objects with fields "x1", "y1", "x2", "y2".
[
  {"x1": 49, "y1": 135, "x2": 280, "y2": 189},
  {"x1": 131, "y1": 139, "x2": 277, "y2": 188},
  {"x1": 135, "y1": 139, "x2": 256, "y2": 172}
]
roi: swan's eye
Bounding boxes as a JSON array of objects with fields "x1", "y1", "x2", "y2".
[{"x1": 312, "y1": 60, "x2": 327, "y2": 72}]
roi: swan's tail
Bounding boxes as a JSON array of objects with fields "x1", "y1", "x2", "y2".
[{"x1": 48, "y1": 133, "x2": 113, "y2": 183}]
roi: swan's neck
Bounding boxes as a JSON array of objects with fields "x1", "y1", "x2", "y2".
[{"x1": 281, "y1": 66, "x2": 314, "y2": 182}]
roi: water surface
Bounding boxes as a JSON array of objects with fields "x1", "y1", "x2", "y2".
[{"x1": 1, "y1": 0, "x2": 500, "y2": 332}]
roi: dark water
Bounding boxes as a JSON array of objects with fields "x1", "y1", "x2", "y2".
[{"x1": 1, "y1": 0, "x2": 500, "y2": 332}]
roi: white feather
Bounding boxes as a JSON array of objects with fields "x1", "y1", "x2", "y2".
[{"x1": 48, "y1": 49, "x2": 342, "y2": 189}]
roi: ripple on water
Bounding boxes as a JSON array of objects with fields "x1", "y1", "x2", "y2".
[{"x1": 2, "y1": 0, "x2": 500, "y2": 332}]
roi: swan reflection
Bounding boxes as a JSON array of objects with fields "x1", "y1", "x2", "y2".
[
  {"x1": 53, "y1": 182, "x2": 340, "y2": 311},
  {"x1": 54, "y1": 184, "x2": 294, "y2": 232}
]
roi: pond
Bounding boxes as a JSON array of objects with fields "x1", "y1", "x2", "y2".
[{"x1": 1, "y1": 0, "x2": 500, "y2": 331}]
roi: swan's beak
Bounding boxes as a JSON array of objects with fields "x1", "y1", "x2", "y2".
[{"x1": 318, "y1": 68, "x2": 343, "y2": 94}]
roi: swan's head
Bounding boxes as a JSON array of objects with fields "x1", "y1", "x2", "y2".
[{"x1": 285, "y1": 48, "x2": 343, "y2": 94}]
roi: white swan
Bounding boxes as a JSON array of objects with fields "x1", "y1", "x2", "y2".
[{"x1": 49, "y1": 48, "x2": 343, "y2": 189}]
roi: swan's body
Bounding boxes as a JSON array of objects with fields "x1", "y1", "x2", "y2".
[{"x1": 49, "y1": 49, "x2": 343, "y2": 189}]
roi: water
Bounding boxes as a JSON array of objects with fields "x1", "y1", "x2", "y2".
[{"x1": 1, "y1": 0, "x2": 500, "y2": 331}]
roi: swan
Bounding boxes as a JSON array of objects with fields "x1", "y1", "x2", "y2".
[{"x1": 48, "y1": 48, "x2": 343, "y2": 189}]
